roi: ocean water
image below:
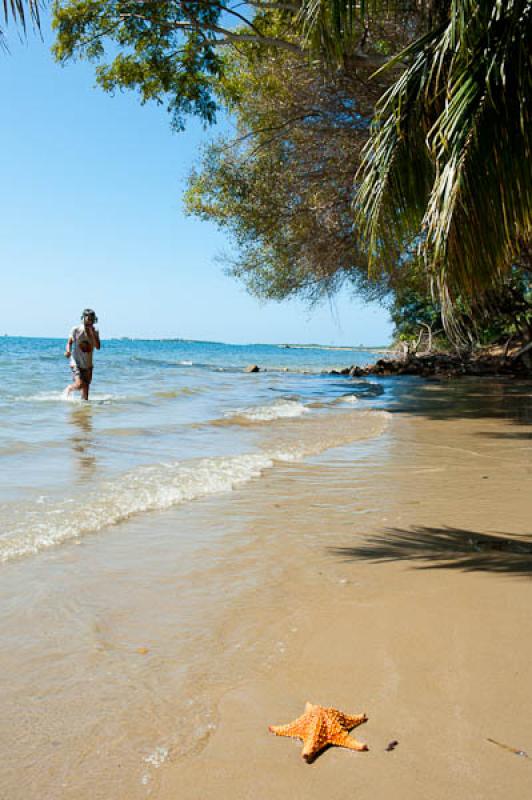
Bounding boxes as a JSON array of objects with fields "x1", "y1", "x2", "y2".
[
  {"x1": 0, "y1": 335, "x2": 397, "y2": 798},
  {"x1": 0, "y1": 336, "x2": 388, "y2": 563}
]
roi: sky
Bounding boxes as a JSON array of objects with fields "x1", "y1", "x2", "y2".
[{"x1": 0, "y1": 15, "x2": 393, "y2": 346}]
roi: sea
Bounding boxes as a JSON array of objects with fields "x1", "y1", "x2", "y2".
[
  {"x1": 0, "y1": 334, "x2": 398, "y2": 799},
  {"x1": 0, "y1": 335, "x2": 390, "y2": 564}
]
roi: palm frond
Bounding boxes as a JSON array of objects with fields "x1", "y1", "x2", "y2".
[
  {"x1": 354, "y1": 0, "x2": 532, "y2": 335},
  {"x1": 298, "y1": 0, "x2": 425, "y2": 65},
  {"x1": 354, "y1": 24, "x2": 444, "y2": 268},
  {"x1": 2, "y1": 0, "x2": 41, "y2": 31},
  {"x1": 1, "y1": 0, "x2": 41, "y2": 49}
]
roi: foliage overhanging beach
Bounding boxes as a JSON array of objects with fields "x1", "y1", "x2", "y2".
[{"x1": 48, "y1": 0, "x2": 532, "y2": 357}]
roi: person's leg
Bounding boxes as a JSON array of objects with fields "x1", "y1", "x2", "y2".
[
  {"x1": 79, "y1": 369, "x2": 93, "y2": 401},
  {"x1": 66, "y1": 367, "x2": 83, "y2": 396}
]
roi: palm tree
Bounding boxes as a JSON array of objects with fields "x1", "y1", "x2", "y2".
[
  {"x1": 300, "y1": 0, "x2": 532, "y2": 338},
  {"x1": 2, "y1": 0, "x2": 41, "y2": 44}
]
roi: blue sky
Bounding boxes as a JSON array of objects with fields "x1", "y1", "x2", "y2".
[{"x1": 0, "y1": 16, "x2": 393, "y2": 345}]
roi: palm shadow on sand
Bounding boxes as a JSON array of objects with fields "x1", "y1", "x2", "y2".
[
  {"x1": 376, "y1": 377, "x2": 532, "y2": 434},
  {"x1": 329, "y1": 526, "x2": 532, "y2": 576}
]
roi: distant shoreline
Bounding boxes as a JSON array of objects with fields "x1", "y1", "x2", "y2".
[
  {"x1": 277, "y1": 343, "x2": 394, "y2": 352},
  {"x1": 0, "y1": 334, "x2": 393, "y2": 351}
]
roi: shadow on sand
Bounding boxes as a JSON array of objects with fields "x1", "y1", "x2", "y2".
[
  {"x1": 376, "y1": 377, "x2": 532, "y2": 433},
  {"x1": 330, "y1": 526, "x2": 532, "y2": 576}
]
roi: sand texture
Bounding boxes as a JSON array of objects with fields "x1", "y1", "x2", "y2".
[{"x1": 159, "y1": 381, "x2": 532, "y2": 799}]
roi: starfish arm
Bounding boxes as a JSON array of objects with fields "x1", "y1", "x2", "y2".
[
  {"x1": 269, "y1": 715, "x2": 308, "y2": 739},
  {"x1": 340, "y1": 712, "x2": 368, "y2": 730},
  {"x1": 330, "y1": 730, "x2": 369, "y2": 752},
  {"x1": 301, "y1": 717, "x2": 328, "y2": 762}
]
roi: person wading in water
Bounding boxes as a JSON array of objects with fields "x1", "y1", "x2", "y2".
[{"x1": 65, "y1": 309, "x2": 101, "y2": 400}]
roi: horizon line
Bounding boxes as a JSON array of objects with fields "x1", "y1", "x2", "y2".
[{"x1": 1, "y1": 334, "x2": 393, "y2": 351}]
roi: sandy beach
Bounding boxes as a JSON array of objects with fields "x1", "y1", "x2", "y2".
[
  {"x1": 160, "y1": 380, "x2": 532, "y2": 800},
  {"x1": 1, "y1": 378, "x2": 531, "y2": 799}
]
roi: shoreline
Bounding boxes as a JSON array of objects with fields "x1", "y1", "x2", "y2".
[
  {"x1": 241, "y1": 343, "x2": 532, "y2": 377},
  {"x1": 328, "y1": 345, "x2": 532, "y2": 379},
  {"x1": 1, "y1": 378, "x2": 531, "y2": 799}
]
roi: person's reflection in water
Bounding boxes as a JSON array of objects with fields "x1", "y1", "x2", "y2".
[{"x1": 70, "y1": 405, "x2": 96, "y2": 478}]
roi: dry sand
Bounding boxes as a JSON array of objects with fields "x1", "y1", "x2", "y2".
[{"x1": 159, "y1": 381, "x2": 532, "y2": 800}]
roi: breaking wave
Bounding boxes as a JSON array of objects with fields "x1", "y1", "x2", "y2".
[
  {"x1": 222, "y1": 399, "x2": 308, "y2": 424},
  {"x1": 0, "y1": 409, "x2": 390, "y2": 564}
]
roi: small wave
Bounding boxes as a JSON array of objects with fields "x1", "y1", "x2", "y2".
[
  {"x1": 11, "y1": 390, "x2": 78, "y2": 403},
  {"x1": 221, "y1": 399, "x2": 308, "y2": 425},
  {"x1": 10, "y1": 389, "x2": 150, "y2": 409},
  {"x1": 153, "y1": 387, "x2": 202, "y2": 399},
  {"x1": 261, "y1": 409, "x2": 391, "y2": 463},
  {"x1": 0, "y1": 409, "x2": 390, "y2": 564},
  {"x1": 130, "y1": 356, "x2": 195, "y2": 369},
  {"x1": 339, "y1": 394, "x2": 359, "y2": 405},
  {"x1": 310, "y1": 394, "x2": 360, "y2": 408},
  {"x1": 101, "y1": 426, "x2": 156, "y2": 438},
  {"x1": 0, "y1": 453, "x2": 276, "y2": 563},
  {"x1": 12, "y1": 389, "x2": 120, "y2": 406}
]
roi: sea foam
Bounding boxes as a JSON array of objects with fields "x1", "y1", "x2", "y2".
[
  {"x1": 224, "y1": 399, "x2": 308, "y2": 423},
  {"x1": 13, "y1": 390, "x2": 119, "y2": 405},
  {"x1": 0, "y1": 409, "x2": 390, "y2": 564},
  {"x1": 0, "y1": 452, "x2": 276, "y2": 563}
]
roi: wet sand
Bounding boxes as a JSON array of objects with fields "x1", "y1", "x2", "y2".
[
  {"x1": 160, "y1": 380, "x2": 532, "y2": 800},
  {"x1": 1, "y1": 380, "x2": 531, "y2": 799}
]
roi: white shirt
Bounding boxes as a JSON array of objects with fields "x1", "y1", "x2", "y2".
[{"x1": 69, "y1": 324, "x2": 97, "y2": 369}]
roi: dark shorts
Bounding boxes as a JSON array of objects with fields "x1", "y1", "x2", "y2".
[{"x1": 71, "y1": 365, "x2": 93, "y2": 385}]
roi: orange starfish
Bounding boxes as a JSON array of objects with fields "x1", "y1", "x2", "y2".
[{"x1": 269, "y1": 702, "x2": 368, "y2": 762}]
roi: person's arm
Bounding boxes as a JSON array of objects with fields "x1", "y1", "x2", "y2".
[
  {"x1": 65, "y1": 334, "x2": 73, "y2": 358},
  {"x1": 88, "y1": 326, "x2": 101, "y2": 350}
]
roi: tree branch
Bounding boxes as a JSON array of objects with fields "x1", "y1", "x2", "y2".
[{"x1": 117, "y1": 10, "x2": 302, "y2": 52}]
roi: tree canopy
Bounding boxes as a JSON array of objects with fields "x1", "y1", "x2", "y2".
[
  {"x1": 184, "y1": 39, "x2": 393, "y2": 304},
  {"x1": 53, "y1": 0, "x2": 310, "y2": 129},
  {"x1": 352, "y1": 0, "x2": 532, "y2": 324},
  {"x1": 51, "y1": 0, "x2": 413, "y2": 126},
  {"x1": 51, "y1": 0, "x2": 532, "y2": 347}
]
